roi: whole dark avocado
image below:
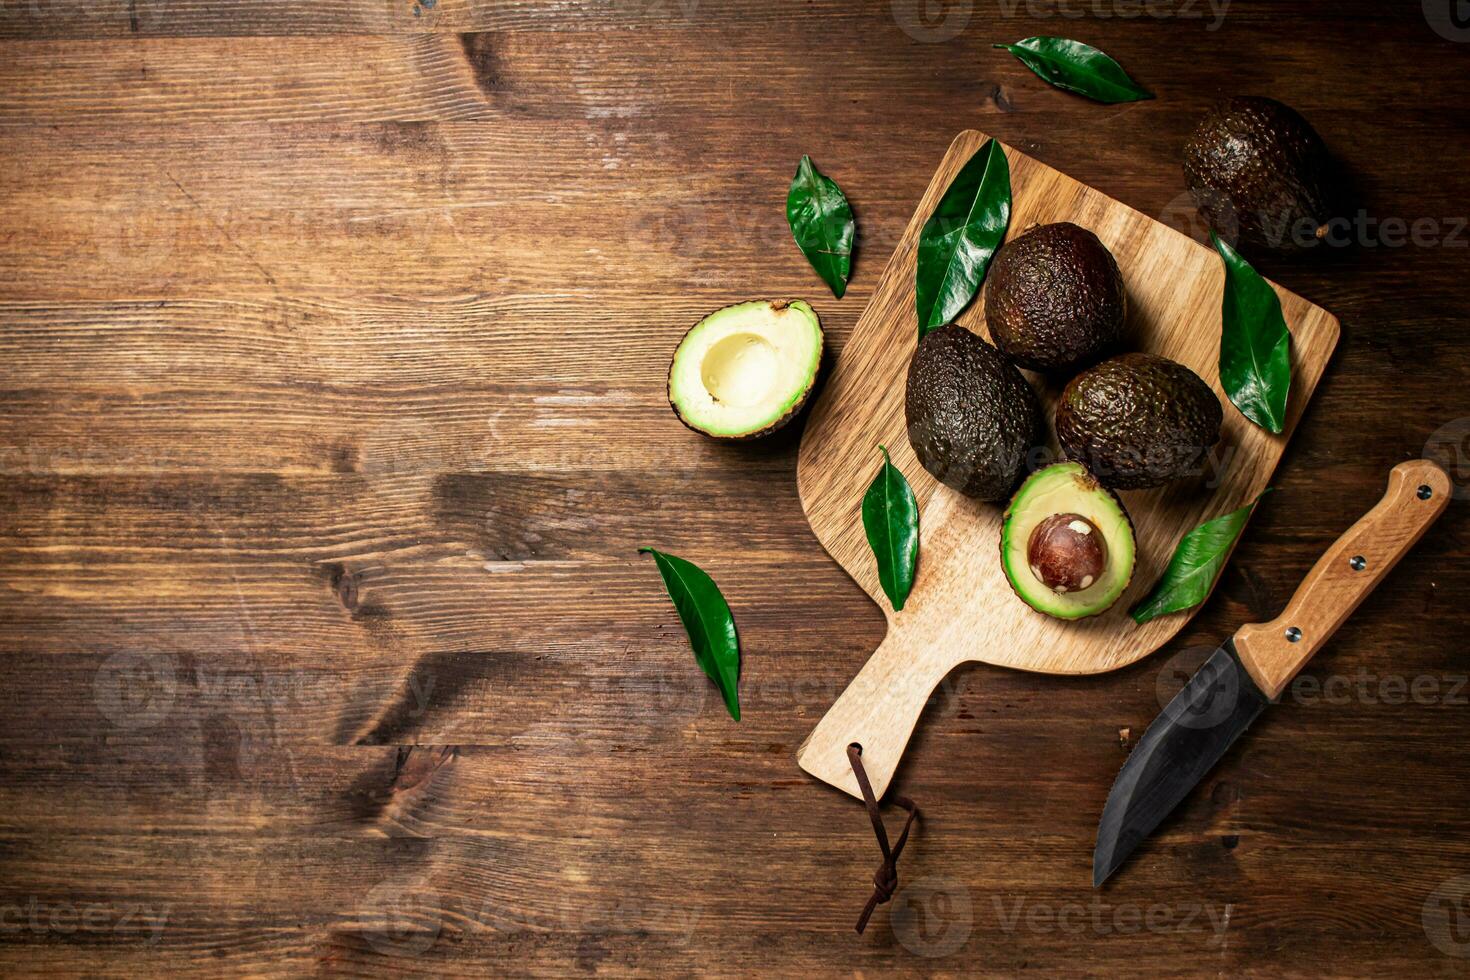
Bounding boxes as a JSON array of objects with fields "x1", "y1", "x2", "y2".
[
  {"x1": 1184, "y1": 96, "x2": 1338, "y2": 252},
  {"x1": 906, "y1": 324, "x2": 1044, "y2": 501},
  {"x1": 985, "y1": 222, "x2": 1126, "y2": 373},
  {"x1": 1055, "y1": 352, "x2": 1223, "y2": 490}
]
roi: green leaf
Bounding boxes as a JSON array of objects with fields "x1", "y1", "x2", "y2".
[
  {"x1": 993, "y1": 37, "x2": 1154, "y2": 104},
  {"x1": 1130, "y1": 492, "x2": 1271, "y2": 626},
  {"x1": 639, "y1": 547, "x2": 741, "y2": 720},
  {"x1": 862, "y1": 446, "x2": 919, "y2": 611},
  {"x1": 916, "y1": 138, "x2": 1012, "y2": 336},
  {"x1": 786, "y1": 155, "x2": 855, "y2": 299},
  {"x1": 1213, "y1": 232, "x2": 1293, "y2": 434}
]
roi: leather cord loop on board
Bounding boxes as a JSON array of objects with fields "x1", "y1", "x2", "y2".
[{"x1": 847, "y1": 744, "x2": 919, "y2": 935}]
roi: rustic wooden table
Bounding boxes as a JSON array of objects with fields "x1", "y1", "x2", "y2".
[{"x1": 2, "y1": 1, "x2": 1468, "y2": 975}]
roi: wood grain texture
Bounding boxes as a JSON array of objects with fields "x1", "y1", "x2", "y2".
[
  {"x1": 1235, "y1": 460, "x2": 1452, "y2": 698},
  {"x1": 796, "y1": 131, "x2": 1338, "y2": 799},
  {"x1": 2, "y1": 1, "x2": 1470, "y2": 975},
  {"x1": 0, "y1": 0, "x2": 1425, "y2": 39}
]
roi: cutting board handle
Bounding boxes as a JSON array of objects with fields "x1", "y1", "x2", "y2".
[
  {"x1": 1234, "y1": 460, "x2": 1451, "y2": 699},
  {"x1": 796, "y1": 625, "x2": 955, "y2": 800}
]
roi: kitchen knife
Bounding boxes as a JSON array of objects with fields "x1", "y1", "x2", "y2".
[{"x1": 1094, "y1": 459, "x2": 1452, "y2": 887}]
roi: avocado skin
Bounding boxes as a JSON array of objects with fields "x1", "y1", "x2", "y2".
[
  {"x1": 986, "y1": 223, "x2": 1126, "y2": 373},
  {"x1": 1184, "y1": 96, "x2": 1337, "y2": 252},
  {"x1": 905, "y1": 324, "x2": 1044, "y2": 501},
  {"x1": 1055, "y1": 353, "x2": 1222, "y2": 490}
]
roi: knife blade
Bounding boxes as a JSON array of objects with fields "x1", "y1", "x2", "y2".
[
  {"x1": 1093, "y1": 460, "x2": 1452, "y2": 886},
  {"x1": 1094, "y1": 639, "x2": 1268, "y2": 886}
]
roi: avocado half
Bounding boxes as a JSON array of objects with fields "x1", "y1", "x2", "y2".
[
  {"x1": 667, "y1": 300, "x2": 823, "y2": 439},
  {"x1": 1001, "y1": 462, "x2": 1135, "y2": 620}
]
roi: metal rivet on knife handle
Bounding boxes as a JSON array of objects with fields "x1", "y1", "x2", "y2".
[{"x1": 1231, "y1": 460, "x2": 1452, "y2": 700}]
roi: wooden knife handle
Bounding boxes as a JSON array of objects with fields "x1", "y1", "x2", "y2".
[{"x1": 1234, "y1": 460, "x2": 1451, "y2": 700}]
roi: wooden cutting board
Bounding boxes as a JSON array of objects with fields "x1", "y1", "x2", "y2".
[{"x1": 795, "y1": 130, "x2": 1340, "y2": 801}]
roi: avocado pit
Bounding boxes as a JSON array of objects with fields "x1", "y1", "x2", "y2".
[{"x1": 1027, "y1": 513, "x2": 1107, "y2": 594}]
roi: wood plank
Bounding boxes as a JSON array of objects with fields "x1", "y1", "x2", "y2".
[
  {"x1": 0, "y1": 469, "x2": 818, "y2": 557},
  {"x1": 0, "y1": 554, "x2": 877, "y2": 655},
  {"x1": 0, "y1": 832, "x2": 1463, "y2": 976},
  {"x1": 4, "y1": 717, "x2": 1469, "y2": 839},
  {"x1": 0, "y1": 0, "x2": 1425, "y2": 39},
  {"x1": 0, "y1": 571, "x2": 1459, "y2": 744},
  {"x1": 3, "y1": 111, "x2": 1467, "y2": 308},
  {"x1": 1, "y1": 23, "x2": 1465, "y2": 127},
  {"x1": 0, "y1": 296, "x2": 1461, "y2": 476}
]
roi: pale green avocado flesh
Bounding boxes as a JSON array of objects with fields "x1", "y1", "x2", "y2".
[
  {"x1": 1001, "y1": 462, "x2": 1136, "y2": 620},
  {"x1": 668, "y1": 300, "x2": 823, "y2": 439}
]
